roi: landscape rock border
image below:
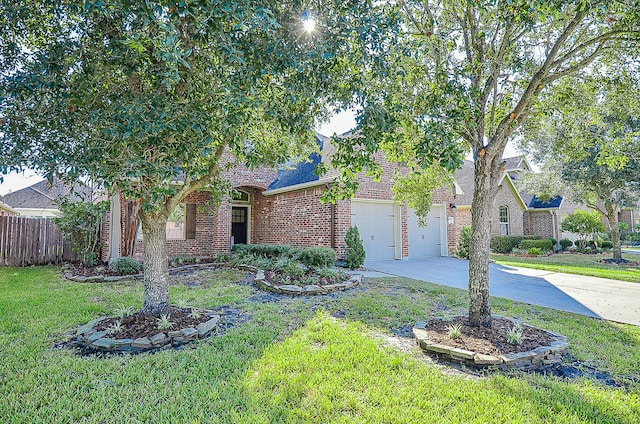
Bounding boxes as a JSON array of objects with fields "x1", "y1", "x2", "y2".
[
  {"x1": 412, "y1": 315, "x2": 568, "y2": 369},
  {"x1": 63, "y1": 262, "x2": 255, "y2": 283},
  {"x1": 76, "y1": 312, "x2": 220, "y2": 353},
  {"x1": 254, "y1": 269, "x2": 362, "y2": 295}
]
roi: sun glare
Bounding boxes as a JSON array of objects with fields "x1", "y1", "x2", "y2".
[{"x1": 303, "y1": 17, "x2": 316, "y2": 33}]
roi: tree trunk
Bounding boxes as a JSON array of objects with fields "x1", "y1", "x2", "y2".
[
  {"x1": 606, "y1": 206, "x2": 622, "y2": 261},
  {"x1": 140, "y1": 212, "x2": 170, "y2": 315},
  {"x1": 468, "y1": 154, "x2": 499, "y2": 327}
]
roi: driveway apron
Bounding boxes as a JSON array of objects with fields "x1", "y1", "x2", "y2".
[{"x1": 360, "y1": 257, "x2": 640, "y2": 326}]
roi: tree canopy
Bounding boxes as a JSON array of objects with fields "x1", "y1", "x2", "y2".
[
  {"x1": 0, "y1": 0, "x2": 393, "y2": 314},
  {"x1": 521, "y1": 71, "x2": 640, "y2": 259},
  {"x1": 322, "y1": 0, "x2": 640, "y2": 326}
]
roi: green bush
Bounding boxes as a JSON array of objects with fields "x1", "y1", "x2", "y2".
[
  {"x1": 272, "y1": 257, "x2": 305, "y2": 278},
  {"x1": 490, "y1": 236, "x2": 520, "y2": 254},
  {"x1": 559, "y1": 239, "x2": 573, "y2": 250},
  {"x1": 295, "y1": 246, "x2": 336, "y2": 268},
  {"x1": 54, "y1": 199, "x2": 110, "y2": 266},
  {"x1": 457, "y1": 225, "x2": 472, "y2": 259},
  {"x1": 548, "y1": 238, "x2": 557, "y2": 245},
  {"x1": 519, "y1": 239, "x2": 553, "y2": 251},
  {"x1": 490, "y1": 235, "x2": 541, "y2": 253},
  {"x1": 110, "y1": 257, "x2": 143, "y2": 275},
  {"x1": 601, "y1": 241, "x2": 613, "y2": 249},
  {"x1": 345, "y1": 226, "x2": 366, "y2": 269},
  {"x1": 234, "y1": 244, "x2": 293, "y2": 258},
  {"x1": 527, "y1": 247, "x2": 542, "y2": 256}
]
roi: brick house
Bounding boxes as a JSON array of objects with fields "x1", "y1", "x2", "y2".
[
  {"x1": 102, "y1": 133, "x2": 458, "y2": 263},
  {"x1": 453, "y1": 156, "x2": 565, "y2": 240}
]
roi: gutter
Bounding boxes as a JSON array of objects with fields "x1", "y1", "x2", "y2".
[{"x1": 262, "y1": 178, "x2": 332, "y2": 196}]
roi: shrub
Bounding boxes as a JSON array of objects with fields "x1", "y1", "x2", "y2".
[
  {"x1": 559, "y1": 239, "x2": 573, "y2": 250},
  {"x1": 110, "y1": 257, "x2": 143, "y2": 275},
  {"x1": 457, "y1": 225, "x2": 472, "y2": 259},
  {"x1": 601, "y1": 241, "x2": 613, "y2": 249},
  {"x1": 519, "y1": 239, "x2": 553, "y2": 251},
  {"x1": 296, "y1": 246, "x2": 336, "y2": 268},
  {"x1": 490, "y1": 235, "x2": 541, "y2": 253},
  {"x1": 344, "y1": 226, "x2": 366, "y2": 269},
  {"x1": 55, "y1": 199, "x2": 110, "y2": 266},
  {"x1": 234, "y1": 244, "x2": 293, "y2": 258},
  {"x1": 272, "y1": 257, "x2": 305, "y2": 278},
  {"x1": 527, "y1": 247, "x2": 542, "y2": 256},
  {"x1": 490, "y1": 236, "x2": 521, "y2": 254},
  {"x1": 548, "y1": 238, "x2": 557, "y2": 245}
]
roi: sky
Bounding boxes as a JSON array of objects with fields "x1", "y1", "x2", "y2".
[{"x1": 0, "y1": 110, "x2": 521, "y2": 196}]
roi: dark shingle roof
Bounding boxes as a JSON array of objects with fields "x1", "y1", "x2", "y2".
[
  {"x1": 267, "y1": 135, "x2": 325, "y2": 190},
  {"x1": 452, "y1": 160, "x2": 475, "y2": 205},
  {"x1": 1, "y1": 178, "x2": 92, "y2": 209},
  {"x1": 529, "y1": 195, "x2": 563, "y2": 209}
]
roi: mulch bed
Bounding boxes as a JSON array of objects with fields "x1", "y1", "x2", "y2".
[
  {"x1": 424, "y1": 317, "x2": 554, "y2": 357},
  {"x1": 95, "y1": 307, "x2": 209, "y2": 340},
  {"x1": 599, "y1": 258, "x2": 639, "y2": 266}
]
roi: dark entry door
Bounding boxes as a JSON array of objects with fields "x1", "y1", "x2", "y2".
[{"x1": 231, "y1": 207, "x2": 248, "y2": 245}]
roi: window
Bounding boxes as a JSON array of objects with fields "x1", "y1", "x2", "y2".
[
  {"x1": 232, "y1": 190, "x2": 250, "y2": 203},
  {"x1": 499, "y1": 205, "x2": 509, "y2": 235},
  {"x1": 136, "y1": 203, "x2": 196, "y2": 240},
  {"x1": 166, "y1": 203, "x2": 186, "y2": 239}
]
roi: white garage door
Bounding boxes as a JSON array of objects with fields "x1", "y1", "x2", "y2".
[
  {"x1": 351, "y1": 201, "x2": 398, "y2": 261},
  {"x1": 408, "y1": 205, "x2": 445, "y2": 258}
]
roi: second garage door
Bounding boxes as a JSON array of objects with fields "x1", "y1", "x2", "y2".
[
  {"x1": 408, "y1": 205, "x2": 446, "y2": 258},
  {"x1": 351, "y1": 201, "x2": 398, "y2": 261}
]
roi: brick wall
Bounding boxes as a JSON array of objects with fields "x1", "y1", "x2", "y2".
[
  {"x1": 491, "y1": 183, "x2": 525, "y2": 236},
  {"x1": 523, "y1": 210, "x2": 560, "y2": 239}
]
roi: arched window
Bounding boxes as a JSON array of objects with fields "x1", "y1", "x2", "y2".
[
  {"x1": 232, "y1": 190, "x2": 250, "y2": 203},
  {"x1": 499, "y1": 205, "x2": 509, "y2": 235}
]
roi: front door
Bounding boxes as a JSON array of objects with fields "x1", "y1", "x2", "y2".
[{"x1": 231, "y1": 206, "x2": 248, "y2": 245}]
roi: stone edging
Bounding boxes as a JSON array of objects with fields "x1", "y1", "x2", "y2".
[
  {"x1": 254, "y1": 270, "x2": 362, "y2": 295},
  {"x1": 412, "y1": 316, "x2": 568, "y2": 369},
  {"x1": 76, "y1": 313, "x2": 220, "y2": 353},
  {"x1": 63, "y1": 262, "x2": 248, "y2": 283}
]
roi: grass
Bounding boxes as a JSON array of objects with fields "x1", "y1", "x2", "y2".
[
  {"x1": 0, "y1": 266, "x2": 639, "y2": 423},
  {"x1": 491, "y1": 252, "x2": 640, "y2": 283}
]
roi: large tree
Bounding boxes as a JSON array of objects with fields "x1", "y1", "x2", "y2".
[
  {"x1": 520, "y1": 72, "x2": 640, "y2": 260},
  {"x1": 0, "y1": 0, "x2": 391, "y2": 315},
  {"x1": 325, "y1": 1, "x2": 640, "y2": 326}
]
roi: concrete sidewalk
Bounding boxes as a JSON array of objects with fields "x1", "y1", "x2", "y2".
[{"x1": 358, "y1": 257, "x2": 640, "y2": 326}]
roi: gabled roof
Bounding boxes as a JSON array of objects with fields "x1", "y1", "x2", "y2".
[
  {"x1": 267, "y1": 134, "x2": 326, "y2": 191},
  {"x1": 452, "y1": 160, "x2": 475, "y2": 205},
  {"x1": 1, "y1": 178, "x2": 93, "y2": 210},
  {"x1": 529, "y1": 195, "x2": 563, "y2": 209},
  {"x1": 453, "y1": 156, "x2": 553, "y2": 211}
]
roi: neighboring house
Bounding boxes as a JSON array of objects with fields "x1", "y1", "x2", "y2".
[
  {"x1": 0, "y1": 178, "x2": 93, "y2": 218},
  {"x1": 0, "y1": 199, "x2": 19, "y2": 216},
  {"x1": 102, "y1": 133, "x2": 458, "y2": 262},
  {"x1": 453, "y1": 156, "x2": 564, "y2": 240}
]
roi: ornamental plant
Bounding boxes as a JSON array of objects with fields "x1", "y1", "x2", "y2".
[{"x1": 345, "y1": 226, "x2": 366, "y2": 269}]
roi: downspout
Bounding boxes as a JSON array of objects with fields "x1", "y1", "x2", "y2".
[{"x1": 330, "y1": 203, "x2": 336, "y2": 249}]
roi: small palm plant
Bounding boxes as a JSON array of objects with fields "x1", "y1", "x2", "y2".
[
  {"x1": 157, "y1": 314, "x2": 174, "y2": 330},
  {"x1": 447, "y1": 323, "x2": 463, "y2": 340}
]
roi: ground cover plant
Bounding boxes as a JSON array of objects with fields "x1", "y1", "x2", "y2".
[
  {"x1": 491, "y1": 253, "x2": 640, "y2": 284},
  {"x1": 231, "y1": 244, "x2": 349, "y2": 287},
  {"x1": 1, "y1": 266, "x2": 639, "y2": 423}
]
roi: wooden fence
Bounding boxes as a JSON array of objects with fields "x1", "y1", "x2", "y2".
[{"x1": 0, "y1": 216, "x2": 75, "y2": 266}]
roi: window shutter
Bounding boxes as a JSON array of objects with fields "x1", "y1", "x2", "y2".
[{"x1": 185, "y1": 203, "x2": 196, "y2": 240}]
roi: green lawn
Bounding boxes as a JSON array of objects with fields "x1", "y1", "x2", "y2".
[
  {"x1": 491, "y1": 252, "x2": 640, "y2": 283},
  {"x1": 1, "y1": 266, "x2": 639, "y2": 423}
]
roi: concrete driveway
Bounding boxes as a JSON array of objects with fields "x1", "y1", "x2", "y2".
[{"x1": 359, "y1": 257, "x2": 640, "y2": 326}]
